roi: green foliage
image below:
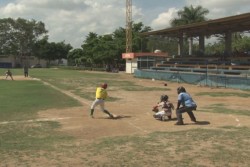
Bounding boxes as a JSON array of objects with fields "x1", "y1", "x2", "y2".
[
  {"x1": 233, "y1": 36, "x2": 250, "y2": 52},
  {"x1": 78, "y1": 22, "x2": 152, "y2": 67},
  {"x1": 33, "y1": 39, "x2": 72, "y2": 65},
  {"x1": 170, "y1": 5, "x2": 209, "y2": 56},
  {"x1": 171, "y1": 5, "x2": 209, "y2": 27},
  {"x1": 0, "y1": 17, "x2": 47, "y2": 57}
]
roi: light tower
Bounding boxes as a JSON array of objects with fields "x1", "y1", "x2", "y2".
[{"x1": 126, "y1": 0, "x2": 132, "y2": 53}]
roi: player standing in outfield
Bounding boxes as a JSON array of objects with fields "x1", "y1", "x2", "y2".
[
  {"x1": 90, "y1": 83, "x2": 114, "y2": 118},
  {"x1": 24, "y1": 65, "x2": 29, "y2": 77},
  {"x1": 175, "y1": 86, "x2": 197, "y2": 125}
]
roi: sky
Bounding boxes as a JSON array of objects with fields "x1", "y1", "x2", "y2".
[{"x1": 1, "y1": 0, "x2": 250, "y2": 48}]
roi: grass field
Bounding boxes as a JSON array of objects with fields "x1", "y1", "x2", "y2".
[{"x1": 0, "y1": 68, "x2": 250, "y2": 166}]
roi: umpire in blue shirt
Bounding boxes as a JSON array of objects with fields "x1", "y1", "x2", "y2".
[{"x1": 175, "y1": 86, "x2": 197, "y2": 125}]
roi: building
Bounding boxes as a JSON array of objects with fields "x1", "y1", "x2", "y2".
[{"x1": 122, "y1": 51, "x2": 169, "y2": 73}]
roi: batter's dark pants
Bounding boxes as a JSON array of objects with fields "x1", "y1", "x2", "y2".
[{"x1": 176, "y1": 106, "x2": 196, "y2": 123}]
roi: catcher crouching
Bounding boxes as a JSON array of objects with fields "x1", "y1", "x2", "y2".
[{"x1": 152, "y1": 95, "x2": 175, "y2": 121}]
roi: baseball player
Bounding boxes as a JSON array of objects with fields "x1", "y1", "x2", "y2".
[
  {"x1": 5, "y1": 69, "x2": 14, "y2": 80},
  {"x1": 175, "y1": 86, "x2": 197, "y2": 125},
  {"x1": 152, "y1": 95, "x2": 175, "y2": 121},
  {"x1": 89, "y1": 83, "x2": 114, "y2": 118}
]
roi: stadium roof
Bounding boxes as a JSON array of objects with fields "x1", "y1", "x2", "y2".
[{"x1": 141, "y1": 12, "x2": 250, "y2": 37}]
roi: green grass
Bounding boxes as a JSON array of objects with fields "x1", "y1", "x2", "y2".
[
  {"x1": 0, "y1": 79, "x2": 82, "y2": 122},
  {"x1": 196, "y1": 91, "x2": 250, "y2": 98},
  {"x1": 35, "y1": 127, "x2": 250, "y2": 166},
  {"x1": 196, "y1": 92, "x2": 250, "y2": 116},
  {"x1": 0, "y1": 121, "x2": 73, "y2": 151},
  {"x1": 1, "y1": 123, "x2": 249, "y2": 166},
  {"x1": 0, "y1": 68, "x2": 250, "y2": 166},
  {"x1": 28, "y1": 68, "x2": 169, "y2": 101},
  {"x1": 82, "y1": 126, "x2": 250, "y2": 166},
  {"x1": 201, "y1": 103, "x2": 250, "y2": 116}
]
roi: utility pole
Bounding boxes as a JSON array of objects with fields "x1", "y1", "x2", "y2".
[{"x1": 126, "y1": 0, "x2": 132, "y2": 53}]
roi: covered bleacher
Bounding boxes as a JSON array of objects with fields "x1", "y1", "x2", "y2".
[
  {"x1": 141, "y1": 12, "x2": 250, "y2": 72},
  {"x1": 136, "y1": 13, "x2": 250, "y2": 89}
]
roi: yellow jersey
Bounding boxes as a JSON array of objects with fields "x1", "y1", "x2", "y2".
[{"x1": 95, "y1": 87, "x2": 108, "y2": 99}]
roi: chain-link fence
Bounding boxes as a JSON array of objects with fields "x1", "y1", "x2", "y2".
[{"x1": 134, "y1": 68, "x2": 250, "y2": 90}]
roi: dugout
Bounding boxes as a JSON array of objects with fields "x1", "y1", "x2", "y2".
[{"x1": 122, "y1": 52, "x2": 169, "y2": 73}]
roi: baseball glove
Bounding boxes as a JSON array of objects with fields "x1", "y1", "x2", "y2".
[{"x1": 152, "y1": 106, "x2": 159, "y2": 112}]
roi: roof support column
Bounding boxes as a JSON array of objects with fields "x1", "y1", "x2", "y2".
[
  {"x1": 225, "y1": 31, "x2": 232, "y2": 57},
  {"x1": 199, "y1": 35, "x2": 205, "y2": 56},
  {"x1": 178, "y1": 34, "x2": 184, "y2": 56},
  {"x1": 188, "y1": 37, "x2": 193, "y2": 56}
]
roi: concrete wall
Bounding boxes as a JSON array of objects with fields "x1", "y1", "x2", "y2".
[{"x1": 125, "y1": 59, "x2": 137, "y2": 73}]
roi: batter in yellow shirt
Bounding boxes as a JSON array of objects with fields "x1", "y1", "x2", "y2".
[
  {"x1": 95, "y1": 87, "x2": 107, "y2": 99},
  {"x1": 90, "y1": 83, "x2": 113, "y2": 118}
]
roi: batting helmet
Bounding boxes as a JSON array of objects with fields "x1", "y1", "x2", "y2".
[
  {"x1": 101, "y1": 83, "x2": 108, "y2": 89},
  {"x1": 177, "y1": 86, "x2": 186, "y2": 94},
  {"x1": 160, "y1": 95, "x2": 169, "y2": 102}
]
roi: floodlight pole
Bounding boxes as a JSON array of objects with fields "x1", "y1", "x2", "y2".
[{"x1": 126, "y1": 0, "x2": 132, "y2": 53}]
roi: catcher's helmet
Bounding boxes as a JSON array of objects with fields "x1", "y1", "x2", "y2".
[
  {"x1": 101, "y1": 83, "x2": 108, "y2": 89},
  {"x1": 160, "y1": 95, "x2": 169, "y2": 102},
  {"x1": 177, "y1": 86, "x2": 186, "y2": 94}
]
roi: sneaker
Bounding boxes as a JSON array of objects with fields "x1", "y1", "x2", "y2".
[
  {"x1": 109, "y1": 114, "x2": 114, "y2": 119},
  {"x1": 175, "y1": 122, "x2": 184, "y2": 125},
  {"x1": 161, "y1": 115, "x2": 166, "y2": 121},
  {"x1": 191, "y1": 119, "x2": 197, "y2": 122}
]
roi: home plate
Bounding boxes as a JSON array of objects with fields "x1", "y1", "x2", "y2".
[
  {"x1": 112, "y1": 114, "x2": 119, "y2": 119},
  {"x1": 106, "y1": 114, "x2": 120, "y2": 119}
]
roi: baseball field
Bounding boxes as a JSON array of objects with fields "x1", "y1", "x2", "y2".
[{"x1": 0, "y1": 68, "x2": 250, "y2": 166}]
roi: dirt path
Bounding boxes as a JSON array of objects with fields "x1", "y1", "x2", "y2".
[{"x1": 30, "y1": 73, "x2": 250, "y2": 140}]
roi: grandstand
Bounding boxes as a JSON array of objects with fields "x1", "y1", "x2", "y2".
[{"x1": 135, "y1": 13, "x2": 250, "y2": 89}]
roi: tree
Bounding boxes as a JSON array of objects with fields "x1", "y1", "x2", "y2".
[
  {"x1": 171, "y1": 5, "x2": 209, "y2": 55},
  {"x1": 132, "y1": 22, "x2": 152, "y2": 52},
  {"x1": 171, "y1": 5, "x2": 209, "y2": 26},
  {"x1": 42, "y1": 41, "x2": 72, "y2": 66},
  {"x1": 78, "y1": 22, "x2": 152, "y2": 69},
  {"x1": 67, "y1": 48, "x2": 84, "y2": 66},
  {"x1": 33, "y1": 39, "x2": 72, "y2": 66},
  {"x1": 0, "y1": 18, "x2": 48, "y2": 66},
  {"x1": 32, "y1": 36, "x2": 49, "y2": 63},
  {"x1": 81, "y1": 32, "x2": 99, "y2": 67}
]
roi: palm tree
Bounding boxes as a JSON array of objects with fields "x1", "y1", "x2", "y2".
[{"x1": 171, "y1": 5, "x2": 209, "y2": 56}]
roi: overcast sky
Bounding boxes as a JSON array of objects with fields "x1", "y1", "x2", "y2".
[{"x1": 1, "y1": 0, "x2": 250, "y2": 48}]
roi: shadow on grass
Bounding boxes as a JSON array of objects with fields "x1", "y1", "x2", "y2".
[{"x1": 188, "y1": 121, "x2": 210, "y2": 125}]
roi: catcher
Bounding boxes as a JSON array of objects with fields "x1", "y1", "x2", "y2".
[{"x1": 152, "y1": 95, "x2": 175, "y2": 121}]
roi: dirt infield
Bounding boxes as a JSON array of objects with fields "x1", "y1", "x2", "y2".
[{"x1": 30, "y1": 73, "x2": 250, "y2": 140}]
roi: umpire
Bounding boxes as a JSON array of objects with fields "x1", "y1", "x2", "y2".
[{"x1": 175, "y1": 86, "x2": 197, "y2": 125}]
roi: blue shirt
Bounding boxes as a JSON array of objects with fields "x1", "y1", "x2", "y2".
[{"x1": 178, "y1": 92, "x2": 196, "y2": 107}]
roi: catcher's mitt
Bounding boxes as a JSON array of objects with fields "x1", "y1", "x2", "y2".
[{"x1": 152, "y1": 106, "x2": 159, "y2": 112}]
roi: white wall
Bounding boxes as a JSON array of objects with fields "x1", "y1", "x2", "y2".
[{"x1": 125, "y1": 59, "x2": 137, "y2": 74}]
